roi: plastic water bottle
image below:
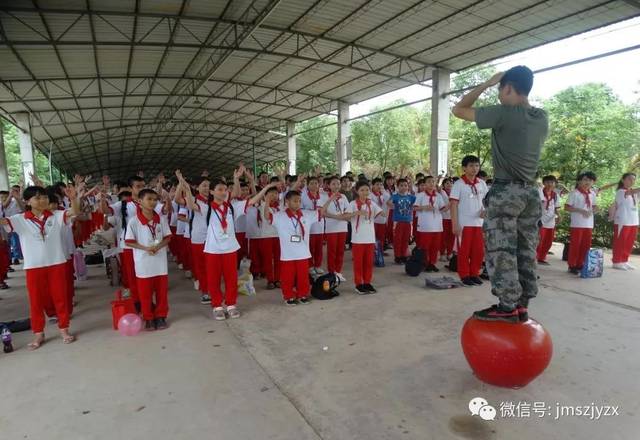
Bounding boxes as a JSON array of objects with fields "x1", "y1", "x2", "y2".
[{"x1": 1, "y1": 326, "x2": 13, "y2": 353}]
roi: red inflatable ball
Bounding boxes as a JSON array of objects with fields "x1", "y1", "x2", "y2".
[{"x1": 460, "y1": 317, "x2": 553, "y2": 389}]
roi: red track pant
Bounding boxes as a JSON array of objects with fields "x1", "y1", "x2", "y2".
[
  {"x1": 257, "y1": 237, "x2": 280, "y2": 282},
  {"x1": 440, "y1": 219, "x2": 454, "y2": 257},
  {"x1": 206, "y1": 251, "x2": 238, "y2": 307},
  {"x1": 416, "y1": 232, "x2": 442, "y2": 266},
  {"x1": 393, "y1": 222, "x2": 412, "y2": 258},
  {"x1": 326, "y1": 232, "x2": 347, "y2": 273},
  {"x1": 279, "y1": 259, "x2": 310, "y2": 300},
  {"x1": 66, "y1": 258, "x2": 75, "y2": 315},
  {"x1": 121, "y1": 248, "x2": 139, "y2": 301},
  {"x1": 236, "y1": 232, "x2": 248, "y2": 264},
  {"x1": 0, "y1": 241, "x2": 9, "y2": 282},
  {"x1": 568, "y1": 227, "x2": 592, "y2": 269},
  {"x1": 191, "y1": 242, "x2": 207, "y2": 293},
  {"x1": 374, "y1": 223, "x2": 386, "y2": 245},
  {"x1": 249, "y1": 238, "x2": 262, "y2": 275},
  {"x1": 385, "y1": 210, "x2": 394, "y2": 244},
  {"x1": 168, "y1": 226, "x2": 178, "y2": 256},
  {"x1": 352, "y1": 243, "x2": 374, "y2": 286},
  {"x1": 412, "y1": 214, "x2": 418, "y2": 239},
  {"x1": 309, "y1": 233, "x2": 324, "y2": 268},
  {"x1": 181, "y1": 237, "x2": 192, "y2": 271},
  {"x1": 25, "y1": 262, "x2": 69, "y2": 333},
  {"x1": 458, "y1": 226, "x2": 484, "y2": 279},
  {"x1": 612, "y1": 225, "x2": 638, "y2": 264},
  {"x1": 536, "y1": 227, "x2": 555, "y2": 262},
  {"x1": 137, "y1": 275, "x2": 169, "y2": 320}
]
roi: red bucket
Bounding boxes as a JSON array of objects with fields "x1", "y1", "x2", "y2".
[{"x1": 110, "y1": 290, "x2": 136, "y2": 330}]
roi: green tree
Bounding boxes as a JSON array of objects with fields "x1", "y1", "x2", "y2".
[{"x1": 295, "y1": 116, "x2": 338, "y2": 174}]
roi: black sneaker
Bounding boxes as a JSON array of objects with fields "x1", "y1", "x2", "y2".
[
  {"x1": 155, "y1": 318, "x2": 168, "y2": 330},
  {"x1": 461, "y1": 277, "x2": 475, "y2": 286},
  {"x1": 479, "y1": 272, "x2": 490, "y2": 280},
  {"x1": 473, "y1": 305, "x2": 519, "y2": 323},
  {"x1": 298, "y1": 297, "x2": 311, "y2": 305},
  {"x1": 470, "y1": 277, "x2": 483, "y2": 285},
  {"x1": 427, "y1": 264, "x2": 439, "y2": 273},
  {"x1": 12, "y1": 259, "x2": 20, "y2": 265},
  {"x1": 355, "y1": 284, "x2": 368, "y2": 295},
  {"x1": 267, "y1": 282, "x2": 277, "y2": 290},
  {"x1": 135, "y1": 301, "x2": 142, "y2": 313},
  {"x1": 200, "y1": 294, "x2": 211, "y2": 305},
  {"x1": 516, "y1": 306, "x2": 529, "y2": 322},
  {"x1": 0, "y1": 282, "x2": 8, "y2": 290},
  {"x1": 569, "y1": 267, "x2": 580, "y2": 275},
  {"x1": 285, "y1": 299, "x2": 298, "y2": 306},
  {"x1": 7, "y1": 267, "x2": 14, "y2": 273},
  {"x1": 537, "y1": 260, "x2": 550, "y2": 266},
  {"x1": 144, "y1": 320, "x2": 156, "y2": 331},
  {"x1": 364, "y1": 283, "x2": 377, "y2": 293}
]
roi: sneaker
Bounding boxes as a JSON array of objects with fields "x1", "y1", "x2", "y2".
[
  {"x1": 355, "y1": 284, "x2": 368, "y2": 295},
  {"x1": 426, "y1": 264, "x2": 439, "y2": 273},
  {"x1": 624, "y1": 263, "x2": 636, "y2": 270},
  {"x1": 315, "y1": 267, "x2": 325, "y2": 275},
  {"x1": 461, "y1": 277, "x2": 475, "y2": 286},
  {"x1": 473, "y1": 305, "x2": 519, "y2": 323},
  {"x1": 155, "y1": 318, "x2": 168, "y2": 330},
  {"x1": 193, "y1": 279, "x2": 200, "y2": 290},
  {"x1": 48, "y1": 316, "x2": 58, "y2": 324},
  {"x1": 298, "y1": 297, "x2": 311, "y2": 304},
  {"x1": 212, "y1": 307, "x2": 226, "y2": 321},
  {"x1": 537, "y1": 260, "x2": 550, "y2": 266},
  {"x1": 547, "y1": 251, "x2": 554, "y2": 255},
  {"x1": 121, "y1": 288, "x2": 131, "y2": 299},
  {"x1": 612, "y1": 263, "x2": 628, "y2": 271},
  {"x1": 0, "y1": 282, "x2": 8, "y2": 290},
  {"x1": 185, "y1": 270, "x2": 192, "y2": 279},
  {"x1": 200, "y1": 294, "x2": 211, "y2": 305},
  {"x1": 267, "y1": 282, "x2": 277, "y2": 290},
  {"x1": 516, "y1": 306, "x2": 529, "y2": 322},
  {"x1": 285, "y1": 299, "x2": 299, "y2": 306},
  {"x1": 7, "y1": 267, "x2": 14, "y2": 273},
  {"x1": 335, "y1": 272, "x2": 346, "y2": 282},
  {"x1": 12, "y1": 259, "x2": 20, "y2": 265},
  {"x1": 569, "y1": 267, "x2": 580, "y2": 275},
  {"x1": 470, "y1": 277, "x2": 483, "y2": 285},
  {"x1": 178, "y1": 263, "x2": 183, "y2": 270},
  {"x1": 364, "y1": 283, "x2": 377, "y2": 293},
  {"x1": 227, "y1": 306, "x2": 240, "y2": 319},
  {"x1": 145, "y1": 320, "x2": 156, "y2": 331},
  {"x1": 479, "y1": 272, "x2": 490, "y2": 281},
  {"x1": 309, "y1": 267, "x2": 318, "y2": 275},
  {"x1": 275, "y1": 281, "x2": 281, "y2": 288}
]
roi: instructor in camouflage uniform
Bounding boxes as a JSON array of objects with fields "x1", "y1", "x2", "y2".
[{"x1": 452, "y1": 66, "x2": 549, "y2": 323}]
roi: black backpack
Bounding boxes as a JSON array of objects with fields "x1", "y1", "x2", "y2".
[
  {"x1": 405, "y1": 247, "x2": 425, "y2": 277},
  {"x1": 310, "y1": 272, "x2": 340, "y2": 300}
]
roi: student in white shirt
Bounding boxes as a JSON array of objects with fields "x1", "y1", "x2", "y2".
[
  {"x1": 230, "y1": 167, "x2": 257, "y2": 264},
  {"x1": 350, "y1": 182, "x2": 383, "y2": 294},
  {"x1": 322, "y1": 176, "x2": 352, "y2": 281},
  {"x1": 449, "y1": 155, "x2": 488, "y2": 286},
  {"x1": 125, "y1": 189, "x2": 172, "y2": 331},
  {"x1": 383, "y1": 175, "x2": 396, "y2": 246},
  {"x1": 269, "y1": 190, "x2": 323, "y2": 305},
  {"x1": 536, "y1": 175, "x2": 560, "y2": 265},
  {"x1": 369, "y1": 178, "x2": 389, "y2": 246},
  {"x1": 414, "y1": 176, "x2": 447, "y2": 271},
  {"x1": 564, "y1": 171, "x2": 598, "y2": 274},
  {"x1": 0, "y1": 185, "x2": 80, "y2": 350},
  {"x1": 259, "y1": 187, "x2": 283, "y2": 289},
  {"x1": 301, "y1": 176, "x2": 328, "y2": 275},
  {"x1": 611, "y1": 172, "x2": 639, "y2": 270},
  {"x1": 439, "y1": 178, "x2": 454, "y2": 261}
]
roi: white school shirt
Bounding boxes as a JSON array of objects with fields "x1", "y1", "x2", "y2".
[
  {"x1": 176, "y1": 206, "x2": 189, "y2": 236},
  {"x1": 245, "y1": 206, "x2": 259, "y2": 239},
  {"x1": 369, "y1": 191, "x2": 390, "y2": 225},
  {"x1": 449, "y1": 178, "x2": 488, "y2": 228},
  {"x1": 539, "y1": 188, "x2": 559, "y2": 228},
  {"x1": 349, "y1": 200, "x2": 382, "y2": 244},
  {"x1": 301, "y1": 190, "x2": 328, "y2": 234},
  {"x1": 259, "y1": 202, "x2": 282, "y2": 238},
  {"x1": 124, "y1": 212, "x2": 172, "y2": 278},
  {"x1": 414, "y1": 191, "x2": 446, "y2": 232},
  {"x1": 4, "y1": 199, "x2": 22, "y2": 217},
  {"x1": 109, "y1": 200, "x2": 162, "y2": 248},
  {"x1": 566, "y1": 189, "x2": 597, "y2": 229},
  {"x1": 6, "y1": 210, "x2": 68, "y2": 269},
  {"x1": 614, "y1": 189, "x2": 639, "y2": 226},
  {"x1": 62, "y1": 214, "x2": 76, "y2": 258},
  {"x1": 107, "y1": 213, "x2": 126, "y2": 249},
  {"x1": 232, "y1": 198, "x2": 248, "y2": 234},
  {"x1": 169, "y1": 201, "x2": 179, "y2": 227},
  {"x1": 324, "y1": 193, "x2": 352, "y2": 234},
  {"x1": 271, "y1": 209, "x2": 322, "y2": 261},
  {"x1": 189, "y1": 197, "x2": 210, "y2": 244},
  {"x1": 440, "y1": 191, "x2": 452, "y2": 220},
  {"x1": 203, "y1": 200, "x2": 248, "y2": 254}
]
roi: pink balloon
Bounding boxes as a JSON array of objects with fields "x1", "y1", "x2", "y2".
[{"x1": 118, "y1": 313, "x2": 142, "y2": 336}]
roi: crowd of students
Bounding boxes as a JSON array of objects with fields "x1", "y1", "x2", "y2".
[{"x1": 0, "y1": 162, "x2": 638, "y2": 348}]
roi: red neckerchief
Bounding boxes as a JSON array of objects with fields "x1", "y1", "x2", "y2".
[
  {"x1": 461, "y1": 175, "x2": 479, "y2": 195},
  {"x1": 543, "y1": 189, "x2": 557, "y2": 210},
  {"x1": 372, "y1": 190, "x2": 383, "y2": 206},
  {"x1": 210, "y1": 201, "x2": 230, "y2": 232},
  {"x1": 307, "y1": 189, "x2": 320, "y2": 210},
  {"x1": 425, "y1": 190, "x2": 437, "y2": 207},
  {"x1": 577, "y1": 187, "x2": 591, "y2": 208},
  {"x1": 442, "y1": 188, "x2": 451, "y2": 197},
  {"x1": 268, "y1": 200, "x2": 280, "y2": 223},
  {"x1": 136, "y1": 207, "x2": 160, "y2": 241},
  {"x1": 355, "y1": 198, "x2": 372, "y2": 232},
  {"x1": 624, "y1": 189, "x2": 637, "y2": 206},
  {"x1": 196, "y1": 194, "x2": 208, "y2": 204},
  {"x1": 286, "y1": 208, "x2": 305, "y2": 237},
  {"x1": 24, "y1": 210, "x2": 54, "y2": 241},
  {"x1": 327, "y1": 191, "x2": 343, "y2": 213}
]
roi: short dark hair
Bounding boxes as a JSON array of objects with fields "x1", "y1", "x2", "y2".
[
  {"x1": 500, "y1": 65, "x2": 534, "y2": 96},
  {"x1": 461, "y1": 155, "x2": 480, "y2": 167},
  {"x1": 340, "y1": 176, "x2": 350, "y2": 183},
  {"x1": 194, "y1": 176, "x2": 210, "y2": 186},
  {"x1": 542, "y1": 175, "x2": 557, "y2": 184},
  {"x1": 118, "y1": 190, "x2": 132, "y2": 200},
  {"x1": 372, "y1": 178, "x2": 383, "y2": 185},
  {"x1": 441, "y1": 177, "x2": 453, "y2": 186},
  {"x1": 478, "y1": 170, "x2": 488, "y2": 178},
  {"x1": 329, "y1": 175, "x2": 340, "y2": 184},
  {"x1": 128, "y1": 175, "x2": 145, "y2": 187},
  {"x1": 285, "y1": 190, "x2": 301, "y2": 200},
  {"x1": 307, "y1": 176, "x2": 319, "y2": 183},
  {"x1": 210, "y1": 178, "x2": 227, "y2": 189},
  {"x1": 138, "y1": 189, "x2": 158, "y2": 199},
  {"x1": 417, "y1": 178, "x2": 426, "y2": 185},
  {"x1": 577, "y1": 171, "x2": 597, "y2": 182},
  {"x1": 46, "y1": 188, "x2": 60, "y2": 205},
  {"x1": 0, "y1": 190, "x2": 9, "y2": 195},
  {"x1": 355, "y1": 181, "x2": 370, "y2": 191},
  {"x1": 269, "y1": 176, "x2": 280, "y2": 183},
  {"x1": 397, "y1": 178, "x2": 408, "y2": 185},
  {"x1": 23, "y1": 186, "x2": 48, "y2": 202}
]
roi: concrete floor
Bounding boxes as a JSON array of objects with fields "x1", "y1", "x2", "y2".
[{"x1": 0, "y1": 242, "x2": 639, "y2": 440}]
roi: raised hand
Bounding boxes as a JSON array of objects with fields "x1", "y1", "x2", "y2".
[
  {"x1": 175, "y1": 169, "x2": 185, "y2": 183},
  {"x1": 485, "y1": 71, "x2": 504, "y2": 87}
]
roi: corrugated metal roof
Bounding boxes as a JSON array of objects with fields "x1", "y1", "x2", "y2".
[{"x1": 0, "y1": 0, "x2": 638, "y2": 178}]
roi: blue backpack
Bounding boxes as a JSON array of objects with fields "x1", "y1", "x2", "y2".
[
  {"x1": 580, "y1": 248, "x2": 604, "y2": 278},
  {"x1": 374, "y1": 240, "x2": 385, "y2": 267}
]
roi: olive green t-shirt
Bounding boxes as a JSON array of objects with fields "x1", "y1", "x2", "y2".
[{"x1": 475, "y1": 105, "x2": 548, "y2": 182}]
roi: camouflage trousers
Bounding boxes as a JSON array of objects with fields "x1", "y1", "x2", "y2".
[{"x1": 483, "y1": 182, "x2": 541, "y2": 309}]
